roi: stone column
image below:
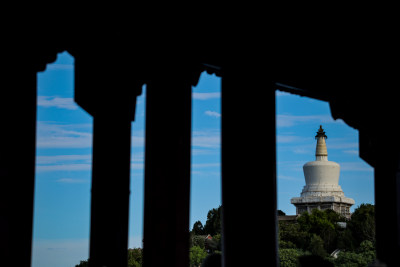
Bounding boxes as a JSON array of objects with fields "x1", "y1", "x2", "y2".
[
  {"x1": 142, "y1": 66, "x2": 199, "y2": 267},
  {"x1": 374, "y1": 144, "x2": 400, "y2": 266},
  {"x1": 89, "y1": 114, "x2": 132, "y2": 267},
  {"x1": 0, "y1": 66, "x2": 37, "y2": 267},
  {"x1": 74, "y1": 50, "x2": 142, "y2": 267},
  {"x1": 221, "y1": 66, "x2": 277, "y2": 266}
]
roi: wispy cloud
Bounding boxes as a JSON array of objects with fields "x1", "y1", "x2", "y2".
[
  {"x1": 38, "y1": 96, "x2": 78, "y2": 110},
  {"x1": 276, "y1": 90, "x2": 293, "y2": 97},
  {"x1": 340, "y1": 162, "x2": 373, "y2": 172},
  {"x1": 36, "y1": 163, "x2": 91, "y2": 172},
  {"x1": 45, "y1": 63, "x2": 74, "y2": 71},
  {"x1": 278, "y1": 175, "x2": 302, "y2": 181},
  {"x1": 192, "y1": 130, "x2": 220, "y2": 148},
  {"x1": 343, "y1": 150, "x2": 359, "y2": 155},
  {"x1": 192, "y1": 92, "x2": 220, "y2": 100},
  {"x1": 277, "y1": 135, "x2": 309, "y2": 144},
  {"x1": 192, "y1": 149, "x2": 218, "y2": 156},
  {"x1": 36, "y1": 155, "x2": 91, "y2": 164},
  {"x1": 277, "y1": 114, "x2": 343, "y2": 128},
  {"x1": 326, "y1": 138, "x2": 358, "y2": 150},
  {"x1": 56, "y1": 178, "x2": 88, "y2": 184},
  {"x1": 36, "y1": 122, "x2": 92, "y2": 149},
  {"x1": 204, "y1": 110, "x2": 221, "y2": 118},
  {"x1": 192, "y1": 163, "x2": 220, "y2": 169}
]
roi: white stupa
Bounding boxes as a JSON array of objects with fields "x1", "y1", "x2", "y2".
[{"x1": 291, "y1": 126, "x2": 355, "y2": 218}]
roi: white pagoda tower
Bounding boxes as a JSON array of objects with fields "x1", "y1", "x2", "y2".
[{"x1": 291, "y1": 126, "x2": 355, "y2": 218}]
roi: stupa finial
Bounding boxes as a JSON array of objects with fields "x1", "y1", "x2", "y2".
[{"x1": 315, "y1": 125, "x2": 327, "y2": 140}]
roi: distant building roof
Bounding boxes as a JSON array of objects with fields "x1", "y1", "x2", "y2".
[{"x1": 278, "y1": 215, "x2": 299, "y2": 221}]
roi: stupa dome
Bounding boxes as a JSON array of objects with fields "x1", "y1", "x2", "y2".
[{"x1": 291, "y1": 126, "x2": 354, "y2": 218}]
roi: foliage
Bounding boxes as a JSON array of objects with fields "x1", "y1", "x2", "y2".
[
  {"x1": 75, "y1": 260, "x2": 88, "y2": 267},
  {"x1": 279, "y1": 249, "x2": 307, "y2": 267},
  {"x1": 189, "y1": 245, "x2": 208, "y2": 267},
  {"x1": 75, "y1": 248, "x2": 142, "y2": 267},
  {"x1": 127, "y1": 248, "x2": 142, "y2": 267},
  {"x1": 189, "y1": 206, "x2": 222, "y2": 266},
  {"x1": 203, "y1": 206, "x2": 222, "y2": 236},
  {"x1": 75, "y1": 204, "x2": 376, "y2": 266},
  {"x1": 278, "y1": 205, "x2": 376, "y2": 266},
  {"x1": 334, "y1": 251, "x2": 369, "y2": 266},
  {"x1": 308, "y1": 234, "x2": 327, "y2": 257},
  {"x1": 279, "y1": 221, "x2": 309, "y2": 249},
  {"x1": 190, "y1": 233, "x2": 206, "y2": 249},
  {"x1": 347, "y1": 204, "x2": 375, "y2": 246},
  {"x1": 192, "y1": 220, "x2": 205, "y2": 235},
  {"x1": 297, "y1": 209, "x2": 344, "y2": 252}
]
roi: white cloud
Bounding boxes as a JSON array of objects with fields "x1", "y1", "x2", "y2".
[
  {"x1": 131, "y1": 135, "x2": 145, "y2": 147},
  {"x1": 130, "y1": 152, "x2": 145, "y2": 170},
  {"x1": 192, "y1": 131, "x2": 220, "y2": 148},
  {"x1": 278, "y1": 175, "x2": 302, "y2": 181},
  {"x1": 275, "y1": 90, "x2": 293, "y2": 97},
  {"x1": 36, "y1": 122, "x2": 92, "y2": 149},
  {"x1": 38, "y1": 96, "x2": 78, "y2": 110},
  {"x1": 326, "y1": 138, "x2": 358, "y2": 150},
  {"x1": 36, "y1": 155, "x2": 91, "y2": 164},
  {"x1": 192, "y1": 163, "x2": 220, "y2": 169},
  {"x1": 131, "y1": 163, "x2": 144, "y2": 170},
  {"x1": 45, "y1": 63, "x2": 74, "y2": 71},
  {"x1": 344, "y1": 150, "x2": 359, "y2": 155},
  {"x1": 56, "y1": 178, "x2": 88, "y2": 184},
  {"x1": 204, "y1": 110, "x2": 221, "y2": 118},
  {"x1": 36, "y1": 164, "x2": 91, "y2": 172},
  {"x1": 340, "y1": 162, "x2": 373, "y2": 172},
  {"x1": 277, "y1": 135, "x2": 308, "y2": 143},
  {"x1": 192, "y1": 92, "x2": 220, "y2": 100},
  {"x1": 192, "y1": 149, "x2": 216, "y2": 156},
  {"x1": 277, "y1": 114, "x2": 342, "y2": 128}
]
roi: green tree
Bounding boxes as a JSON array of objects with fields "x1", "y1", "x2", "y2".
[
  {"x1": 127, "y1": 248, "x2": 142, "y2": 267},
  {"x1": 308, "y1": 234, "x2": 327, "y2": 257},
  {"x1": 279, "y1": 221, "x2": 308, "y2": 250},
  {"x1": 334, "y1": 240, "x2": 376, "y2": 266},
  {"x1": 358, "y1": 240, "x2": 376, "y2": 265},
  {"x1": 189, "y1": 245, "x2": 207, "y2": 267},
  {"x1": 192, "y1": 220, "x2": 205, "y2": 235},
  {"x1": 298, "y1": 209, "x2": 344, "y2": 252},
  {"x1": 75, "y1": 260, "x2": 88, "y2": 267},
  {"x1": 334, "y1": 251, "x2": 368, "y2": 266},
  {"x1": 190, "y1": 233, "x2": 206, "y2": 249},
  {"x1": 347, "y1": 204, "x2": 375, "y2": 246},
  {"x1": 279, "y1": 249, "x2": 307, "y2": 267},
  {"x1": 203, "y1": 206, "x2": 222, "y2": 236}
]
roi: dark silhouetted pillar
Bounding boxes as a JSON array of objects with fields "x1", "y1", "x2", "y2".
[
  {"x1": 373, "y1": 137, "x2": 400, "y2": 266},
  {"x1": 74, "y1": 49, "x2": 142, "y2": 267},
  {"x1": 89, "y1": 115, "x2": 132, "y2": 267},
  {"x1": 143, "y1": 66, "x2": 199, "y2": 267},
  {"x1": 0, "y1": 67, "x2": 37, "y2": 267},
  {"x1": 221, "y1": 66, "x2": 278, "y2": 266}
]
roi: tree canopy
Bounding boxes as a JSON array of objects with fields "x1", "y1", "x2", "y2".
[
  {"x1": 279, "y1": 204, "x2": 376, "y2": 266},
  {"x1": 76, "y1": 203, "x2": 376, "y2": 266}
]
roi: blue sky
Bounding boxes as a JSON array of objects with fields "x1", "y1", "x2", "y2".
[{"x1": 32, "y1": 52, "x2": 374, "y2": 267}]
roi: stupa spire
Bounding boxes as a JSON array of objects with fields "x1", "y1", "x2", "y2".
[{"x1": 315, "y1": 125, "x2": 328, "y2": 160}]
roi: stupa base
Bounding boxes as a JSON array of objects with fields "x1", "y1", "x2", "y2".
[{"x1": 291, "y1": 196, "x2": 355, "y2": 219}]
